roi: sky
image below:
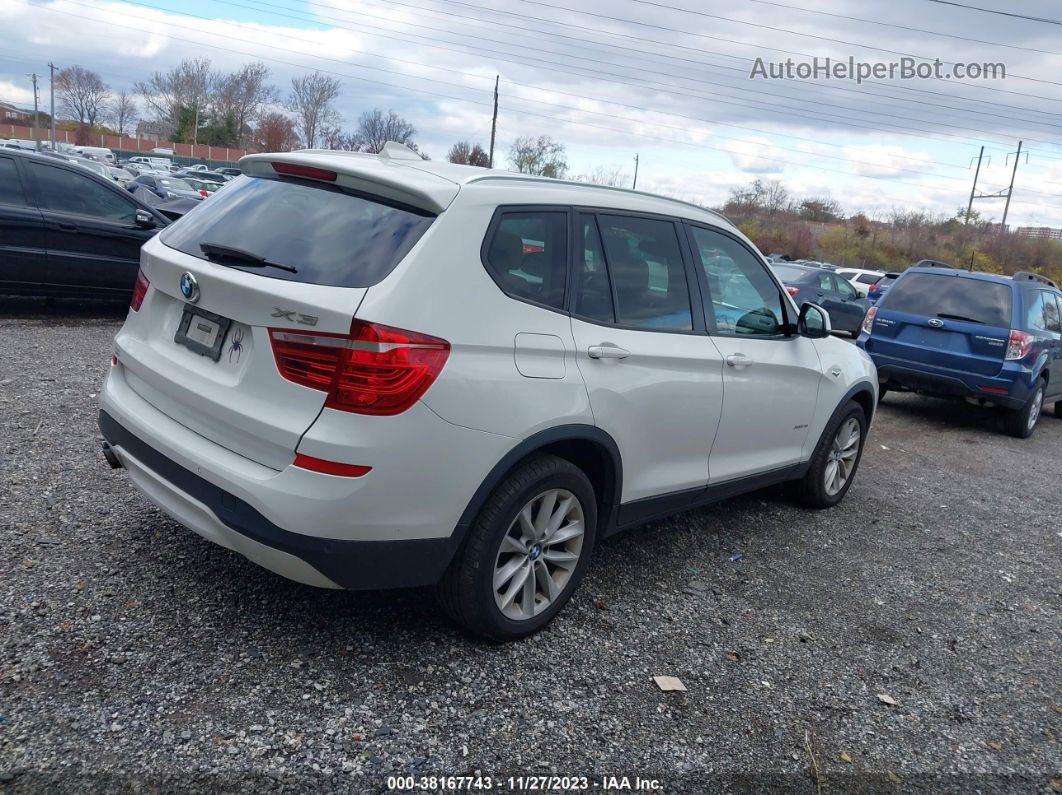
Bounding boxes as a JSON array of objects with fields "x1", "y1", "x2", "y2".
[{"x1": 3, "y1": 0, "x2": 1062, "y2": 228}]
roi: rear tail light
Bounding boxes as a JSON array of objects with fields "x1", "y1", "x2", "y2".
[
  {"x1": 130, "y1": 268, "x2": 149, "y2": 311},
  {"x1": 868, "y1": 282, "x2": 881, "y2": 295},
  {"x1": 1005, "y1": 329, "x2": 1034, "y2": 361},
  {"x1": 861, "y1": 306, "x2": 878, "y2": 335},
  {"x1": 786, "y1": 286, "x2": 801, "y2": 297},
  {"x1": 292, "y1": 454, "x2": 371, "y2": 477},
  {"x1": 271, "y1": 161, "x2": 337, "y2": 182},
  {"x1": 269, "y1": 320, "x2": 450, "y2": 415}
]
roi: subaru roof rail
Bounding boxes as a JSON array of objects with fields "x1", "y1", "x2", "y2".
[
  {"x1": 911, "y1": 259, "x2": 953, "y2": 268},
  {"x1": 1012, "y1": 271, "x2": 1059, "y2": 289}
]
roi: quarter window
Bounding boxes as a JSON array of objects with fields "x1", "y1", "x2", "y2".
[
  {"x1": 484, "y1": 211, "x2": 567, "y2": 309},
  {"x1": 1028, "y1": 290, "x2": 1061, "y2": 332},
  {"x1": 27, "y1": 162, "x2": 135, "y2": 222},
  {"x1": 596, "y1": 215, "x2": 693, "y2": 331},
  {"x1": 689, "y1": 226, "x2": 785, "y2": 336},
  {"x1": 0, "y1": 157, "x2": 25, "y2": 206}
]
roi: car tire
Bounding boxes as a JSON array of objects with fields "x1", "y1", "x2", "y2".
[
  {"x1": 1003, "y1": 381, "x2": 1045, "y2": 439},
  {"x1": 792, "y1": 400, "x2": 867, "y2": 509},
  {"x1": 435, "y1": 454, "x2": 597, "y2": 641},
  {"x1": 878, "y1": 386, "x2": 888, "y2": 404},
  {"x1": 1054, "y1": 400, "x2": 1062, "y2": 419}
]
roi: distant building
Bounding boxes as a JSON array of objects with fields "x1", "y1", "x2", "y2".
[
  {"x1": 135, "y1": 119, "x2": 173, "y2": 140},
  {"x1": 1016, "y1": 226, "x2": 1062, "y2": 242},
  {"x1": 0, "y1": 101, "x2": 34, "y2": 123}
]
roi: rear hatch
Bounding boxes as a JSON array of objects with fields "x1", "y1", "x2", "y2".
[
  {"x1": 114, "y1": 156, "x2": 452, "y2": 470},
  {"x1": 866, "y1": 270, "x2": 1011, "y2": 376}
]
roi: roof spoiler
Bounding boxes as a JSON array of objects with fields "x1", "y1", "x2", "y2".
[
  {"x1": 239, "y1": 149, "x2": 458, "y2": 214},
  {"x1": 1013, "y1": 271, "x2": 1058, "y2": 288}
]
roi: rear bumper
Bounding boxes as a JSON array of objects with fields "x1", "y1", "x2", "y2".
[
  {"x1": 99, "y1": 410, "x2": 461, "y2": 589},
  {"x1": 873, "y1": 362, "x2": 1029, "y2": 409}
]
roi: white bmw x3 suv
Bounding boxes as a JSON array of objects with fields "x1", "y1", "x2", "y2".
[{"x1": 98, "y1": 144, "x2": 877, "y2": 640}]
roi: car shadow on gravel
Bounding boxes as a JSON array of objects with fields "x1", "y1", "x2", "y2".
[
  {"x1": 0, "y1": 297, "x2": 127, "y2": 321},
  {"x1": 879, "y1": 392, "x2": 1061, "y2": 438}
]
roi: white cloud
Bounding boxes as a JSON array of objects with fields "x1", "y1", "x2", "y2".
[
  {"x1": 0, "y1": 79, "x2": 34, "y2": 106},
  {"x1": 844, "y1": 144, "x2": 932, "y2": 178},
  {"x1": 728, "y1": 137, "x2": 786, "y2": 173}
]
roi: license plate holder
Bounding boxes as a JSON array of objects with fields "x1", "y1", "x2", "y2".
[{"x1": 175, "y1": 305, "x2": 232, "y2": 361}]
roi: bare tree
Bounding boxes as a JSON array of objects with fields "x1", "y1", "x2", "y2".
[
  {"x1": 286, "y1": 72, "x2": 341, "y2": 149},
  {"x1": 447, "y1": 140, "x2": 490, "y2": 167},
  {"x1": 55, "y1": 66, "x2": 110, "y2": 126},
  {"x1": 253, "y1": 112, "x2": 300, "y2": 152},
  {"x1": 573, "y1": 164, "x2": 628, "y2": 187},
  {"x1": 215, "y1": 62, "x2": 278, "y2": 148},
  {"x1": 507, "y1": 135, "x2": 567, "y2": 178},
  {"x1": 354, "y1": 109, "x2": 418, "y2": 154},
  {"x1": 109, "y1": 90, "x2": 137, "y2": 136},
  {"x1": 135, "y1": 57, "x2": 215, "y2": 143}
]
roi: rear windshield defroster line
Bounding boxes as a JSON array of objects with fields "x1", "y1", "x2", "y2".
[{"x1": 160, "y1": 175, "x2": 435, "y2": 288}]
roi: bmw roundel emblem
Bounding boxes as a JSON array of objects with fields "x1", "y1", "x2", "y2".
[{"x1": 179, "y1": 272, "x2": 200, "y2": 303}]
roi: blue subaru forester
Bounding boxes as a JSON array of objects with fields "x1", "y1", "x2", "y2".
[{"x1": 857, "y1": 266, "x2": 1062, "y2": 437}]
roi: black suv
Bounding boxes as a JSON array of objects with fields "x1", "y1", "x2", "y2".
[{"x1": 0, "y1": 148, "x2": 171, "y2": 301}]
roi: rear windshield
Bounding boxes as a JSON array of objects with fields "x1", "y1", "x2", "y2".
[
  {"x1": 884, "y1": 272, "x2": 1012, "y2": 327},
  {"x1": 856, "y1": 273, "x2": 880, "y2": 284},
  {"x1": 161, "y1": 176, "x2": 435, "y2": 288}
]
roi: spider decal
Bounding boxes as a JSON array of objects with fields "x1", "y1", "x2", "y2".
[{"x1": 228, "y1": 327, "x2": 245, "y2": 364}]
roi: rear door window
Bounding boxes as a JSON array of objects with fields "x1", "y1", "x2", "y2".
[
  {"x1": 1027, "y1": 290, "x2": 1061, "y2": 333},
  {"x1": 572, "y1": 214, "x2": 615, "y2": 323},
  {"x1": 0, "y1": 157, "x2": 26, "y2": 206},
  {"x1": 483, "y1": 210, "x2": 568, "y2": 309},
  {"x1": 856, "y1": 273, "x2": 880, "y2": 285},
  {"x1": 597, "y1": 214, "x2": 693, "y2": 331},
  {"x1": 834, "y1": 276, "x2": 859, "y2": 299},
  {"x1": 161, "y1": 176, "x2": 435, "y2": 288},
  {"x1": 27, "y1": 161, "x2": 136, "y2": 223},
  {"x1": 884, "y1": 272, "x2": 1012, "y2": 328}
]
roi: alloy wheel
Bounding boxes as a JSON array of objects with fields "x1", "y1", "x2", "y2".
[{"x1": 824, "y1": 417, "x2": 861, "y2": 496}]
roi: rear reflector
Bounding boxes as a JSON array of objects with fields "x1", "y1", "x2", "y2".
[
  {"x1": 292, "y1": 453, "x2": 371, "y2": 477},
  {"x1": 130, "y1": 268, "x2": 149, "y2": 312},
  {"x1": 269, "y1": 320, "x2": 450, "y2": 415},
  {"x1": 271, "y1": 161, "x2": 337, "y2": 182},
  {"x1": 977, "y1": 385, "x2": 1009, "y2": 395}
]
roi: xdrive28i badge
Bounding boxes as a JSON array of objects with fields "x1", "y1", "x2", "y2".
[{"x1": 179, "y1": 272, "x2": 200, "y2": 303}]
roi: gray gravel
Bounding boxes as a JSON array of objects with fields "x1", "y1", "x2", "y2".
[{"x1": 1, "y1": 314, "x2": 1060, "y2": 793}]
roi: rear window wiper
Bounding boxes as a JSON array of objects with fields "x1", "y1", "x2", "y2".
[
  {"x1": 936, "y1": 312, "x2": 983, "y2": 324},
  {"x1": 200, "y1": 241, "x2": 298, "y2": 273}
]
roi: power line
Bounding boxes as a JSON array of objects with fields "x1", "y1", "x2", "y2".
[
  {"x1": 31, "y1": 3, "x2": 1062, "y2": 203},
  {"x1": 139, "y1": 0, "x2": 1062, "y2": 154},
  {"x1": 922, "y1": 0, "x2": 1062, "y2": 25},
  {"x1": 617, "y1": 0, "x2": 1062, "y2": 87},
  {"x1": 743, "y1": 0, "x2": 1062, "y2": 56}
]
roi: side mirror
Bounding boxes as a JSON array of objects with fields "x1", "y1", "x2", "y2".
[
  {"x1": 134, "y1": 209, "x2": 157, "y2": 229},
  {"x1": 798, "y1": 302, "x2": 831, "y2": 338}
]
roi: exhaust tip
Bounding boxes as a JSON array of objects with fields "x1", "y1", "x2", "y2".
[{"x1": 102, "y1": 441, "x2": 122, "y2": 470}]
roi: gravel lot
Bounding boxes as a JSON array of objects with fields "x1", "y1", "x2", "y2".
[{"x1": 1, "y1": 311, "x2": 1060, "y2": 793}]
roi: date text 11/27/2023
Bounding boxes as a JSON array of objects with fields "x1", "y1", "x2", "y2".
[{"x1": 385, "y1": 775, "x2": 664, "y2": 791}]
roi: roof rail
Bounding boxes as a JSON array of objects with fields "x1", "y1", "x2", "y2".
[
  {"x1": 1012, "y1": 271, "x2": 1059, "y2": 288},
  {"x1": 910, "y1": 259, "x2": 953, "y2": 269}
]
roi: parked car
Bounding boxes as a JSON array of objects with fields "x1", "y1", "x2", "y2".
[
  {"x1": 73, "y1": 146, "x2": 116, "y2": 165},
  {"x1": 770, "y1": 262, "x2": 871, "y2": 335},
  {"x1": 96, "y1": 148, "x2": 878, "y2": 640},
  {"x1": 836, "y1": 267, "x2": 886, "y2": 298},
  {"x1": 216, "y1": 167, "x2": 241, "y2": 177},
  {"x1": 794, "y1": 259, "x2": 836, "y2": 271},
  {"x1": 1, "y1": 139, "x2": 39, "y2": 151},
  {"x1": 109, "y1": 166, "x2": 134, "y2": 186},
  {"x1": 179, "y1": 176, "x2": 221, "y2": 197},
  {"x1": 0, "y1": 148, "x2": 169, "y2": 300},
  {"x1": 867, "y1": 271, "x2": 901, "y2": 303},
  {"x1": 128, "y1": 156, "x2": 173, "y2": 172},
  {"x1": 130, "y1": 174, "x2": 204, "y2": 202},
  {"x1": 173, "y1": 169, "x2": 227, "y2": 186},
  {"x1": 859, "y1": 268, "x2": 1062, "y2": 438}
]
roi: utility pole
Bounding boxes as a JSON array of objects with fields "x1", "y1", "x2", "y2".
[
  {"x1": 48, "y1": 63, "x2": 57, "y2": 150},
  {"x1": 965, "y1": 146, "x2": 984, "y2": 224},
  {"x1": 1000, "y1": 140, "x2": 1023, "y2": 238},
  {"x1": 488, "y1": 75, "x2": 498, "y2": 168},
  {"x1": 26, "y1": 72, "x2": 40, "y2": 150},
  {"x1": 632, "y1": 153, "x2": 639, "y2": 190}
]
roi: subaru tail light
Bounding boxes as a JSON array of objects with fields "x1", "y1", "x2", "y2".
[
  {"x1": 861, "y1": 306, "x2": 878, "y2": 335},
  {"x1": 868, "y1": 281, "x2": 881, "y2": 296},
  {"x1": 1005, "y1": 329, "x2": 1034, "y2": 361},
  {"x1": 269, "y1": 320, "x2": 450, "y2": 415},
  {"x1": 130, "y1": 268, "x2": 149, "y2": 312}
]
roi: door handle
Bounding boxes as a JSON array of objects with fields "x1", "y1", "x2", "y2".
[
  {"x1": 725, "y1": 353, "x2": 754, "y2": 368},
  {"x1": 587, "y1": 344, "x2": 630, "y2": 360}
]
